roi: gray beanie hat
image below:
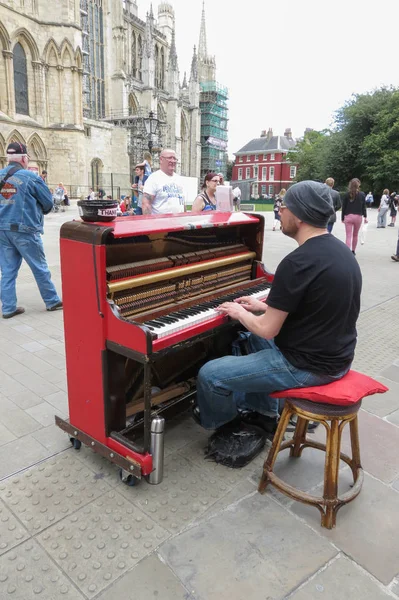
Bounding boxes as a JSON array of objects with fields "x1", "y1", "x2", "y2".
[{"x1": 284, "y1": 181, "x2": 334, "y2": 228}]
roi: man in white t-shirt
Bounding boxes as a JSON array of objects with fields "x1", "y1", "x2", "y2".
[
  {"x1": 233, "y1": 186, "x2": 241, "y2": 211},
  {"x1": 142, "y1": 149, "x2": 185, "y2": 214}
]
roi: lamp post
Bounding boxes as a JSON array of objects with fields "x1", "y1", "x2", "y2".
[{"x1": 143, "y1": 111, "x2": 159, "y2": 155}]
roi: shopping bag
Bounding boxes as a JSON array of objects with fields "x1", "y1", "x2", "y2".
[{"x1": 360, "y1": 222, "x2": 368, "y2": 245}]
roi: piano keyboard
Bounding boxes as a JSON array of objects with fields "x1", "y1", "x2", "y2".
[{"x1": 142, "y1": 282, "x2": 271, "y2": 339}]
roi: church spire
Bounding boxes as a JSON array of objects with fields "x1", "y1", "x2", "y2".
[
  {"x1": 168, "y1": 28, "x2": 178, "y2": 71},
  {"x1": 190, "y1": 45, "x2": 198, "y2": 81},
  {"x1": 198, "y1": 1, "x2": 207, "y2": 60}
]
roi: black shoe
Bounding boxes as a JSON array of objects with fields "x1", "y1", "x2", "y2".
[
  {"x1": 240, "y1": 411, "x2": 279, "y2": 433},
  {"x1": 2, "y1": 307, "x2": 25, "y2": 319},
  {"x1": 352, "y1": 250, "x2": 356, "y2": 256},
  {"x1": 47, "y1": 301, "x2": 63, "y2": 312},
  {"x1": 192, "y1": 405, "x2": 202, "y2": 426}
]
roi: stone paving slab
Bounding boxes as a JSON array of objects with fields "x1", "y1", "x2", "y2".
[
  {"x1": 292, "y1": 473, "x2": 399, "y2": 585},
  {"x1": 0, "y1": 453, "x2": 111, "y2": 533},
  {"x1": 96, "y1": 553, "x2": 193, "y2": 600},
  {"x1": 72, "y1": 444, "x2": 125, "y2": 488},
  {"x1": 31, "y1": 424, "x2": 72, "y2": 455},
  {"x1": 0, "y1": 435, "x2": 51, "y2": 480},
  {"x1": 361, "y1": 376, "x2": 399, "y2": 418},
  {"x1": 0, "y1": 539, "x2": 84, "y2": 599},
  {"x1": 38, "y1": 489, "x2": 169, "y2": 599},
  {"x1": 118, "y1": 453, "x2": 234, "y2": 534},
  {"x1": 290, "y1": 555, "x2": 394, "y2": 599},
  {"x1": 160, "y1": 493, "x2": 337, "y2": 600},
  {"x1": 0, "y1": 498, "x2": 30, "y2": 556}
]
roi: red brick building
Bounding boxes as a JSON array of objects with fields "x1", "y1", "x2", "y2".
[{"x1": 231, "y1": 128, "x2": 298, "y2": 198}]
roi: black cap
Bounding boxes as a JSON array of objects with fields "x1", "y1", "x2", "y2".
[
  {"x1": 7, "y1": 142, "x2": 28, "y2": 155},
  {"x1": 284, "y1": 181, "x2": 334, "y2": 228}
]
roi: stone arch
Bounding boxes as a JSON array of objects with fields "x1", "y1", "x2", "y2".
[
  {"x1": 128, "y1": 92, "x2": 139, "y2": 116},
  {"x1": 43, "y1": 38, "x2": 60, "y2": 66},
  {"x1": 180, "y1": 110, "x2": 189, "y2": 175},
  {"x1": 6, "y1": 129, "x2": 26, "y2": 147},
  {"x1": 60, "y1": 39, "x2": 75, "y2": 67},
  {"x1": 91, "y1": 158, "x2": 104, "y2": 190},
  {"x1": 12, "y1": 28, "x2": 40, "y2": 62},
  {"x1": 27, "y1": 132, "x2": 47, "y2": 173},
  {"x1": 74, "y1": 47, "x2": 82, "y2": 70},
  {"x1": 0, "y1": 21, "x2": 11, "y2": 51}
]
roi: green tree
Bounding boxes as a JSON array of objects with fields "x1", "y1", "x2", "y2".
[
  {"x1": 287, "y1": 129, "x2": 331, "y2": 183},
  {"x1": 226, "y1": 159, "x2": 235, "y2": 181}
]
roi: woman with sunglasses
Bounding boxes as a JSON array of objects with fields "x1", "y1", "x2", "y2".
[{"x1": 192, "y1": 173, "x2": 220, "y2": 212}]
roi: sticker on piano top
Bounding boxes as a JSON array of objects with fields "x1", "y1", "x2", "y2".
[
  {"x1": 98, "y1": 207, "x2": 117, "y2": 217},
  {"x1": 184, "y1": 221, "x2": 215, "y2": 230}
]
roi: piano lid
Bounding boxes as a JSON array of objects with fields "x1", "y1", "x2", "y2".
[{"x1": 106, "y1": 212, "x2": 261, "y2": 238}]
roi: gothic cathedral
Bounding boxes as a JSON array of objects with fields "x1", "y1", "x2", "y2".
[{"x1": 0, "y1": 0, "x2": 212, "y2": 195}]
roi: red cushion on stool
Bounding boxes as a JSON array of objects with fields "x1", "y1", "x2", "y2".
[{"x1": 270, "y1": 370, "x2": 388, "y2": 406}]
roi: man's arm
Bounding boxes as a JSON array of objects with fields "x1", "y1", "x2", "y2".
[
  {"x1": 217, "y1": 302, "x2": 288, "y2": 340},
  {"x1": 142, "y1": 192, "x2": 155, "y2": 215},
  {"x1": 33, "y1": 176, "x2": 54, "y2": 215}
]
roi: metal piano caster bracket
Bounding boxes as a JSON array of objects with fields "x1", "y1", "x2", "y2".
[
  {"x1": 69, "y1": 437, "x2": 82, "y2": 450},
  {"x1": 119, "y1": 468, "x2": 139, "y2": 487}
]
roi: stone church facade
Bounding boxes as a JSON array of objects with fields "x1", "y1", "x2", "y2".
[{"x1": 0, "y1": 0, "x2": 202, "y2": 196}]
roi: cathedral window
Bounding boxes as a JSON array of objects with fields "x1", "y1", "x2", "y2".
[
  {"x1": 160, "y1": 48, "x2": 165, "y2": 89},
  {"x1": 138, "y1": 35, "x2": 143, "y2": 81},
  {"x1": 13, "y1": 43, "x2": 29, "y2": 116},
  {"x1": 154, "y1": 45, "x2": 159, "y2": 89},
  {"x1": 80, "y1": 0, "x2": 105, "y2": 119},
  {"x1": 131, "y1": 31, "x2": 137, "y2": 78}
]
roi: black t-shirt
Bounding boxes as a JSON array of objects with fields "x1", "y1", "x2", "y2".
[{"x1": 266, "y1": 234, "x2": 362, "y2": 375}]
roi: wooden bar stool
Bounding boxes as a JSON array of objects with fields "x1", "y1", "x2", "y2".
[{"x1": 258, "y1": 370, "x2": 388, "y2": 529}]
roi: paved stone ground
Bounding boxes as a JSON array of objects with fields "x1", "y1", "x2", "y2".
[{"x1": 0, "y1": 205, "x2": 398, "y2": 599}]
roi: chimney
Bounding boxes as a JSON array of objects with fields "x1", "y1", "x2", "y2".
[
  {"x1": 266, "y1": 127, "x2": 273, "y2": 141},
  {"x1": 260, "y1": 130, "x2": 267, "y2": 137},
  {"x1": 284, "y1": 127, "x2": 292, "y2": 139}
]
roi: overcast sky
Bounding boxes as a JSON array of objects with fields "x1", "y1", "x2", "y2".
[{"x1": 137, "y1": 0, "x2": 399, "y2": 157}]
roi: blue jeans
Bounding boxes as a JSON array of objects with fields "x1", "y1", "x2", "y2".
[
  {"x1": 196, "y1": 334, "x2": 349, "y2": 429},
  {"x1": 0, "y1": 230, "x2": 61, "y2": 315},
  {"x1": 135, "y1": 207, "x2": 143, "y2": 215}
]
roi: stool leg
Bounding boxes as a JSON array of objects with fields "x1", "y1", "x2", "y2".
[
  {"x1": 349, "y1": 416, "x2": 362, "y2": 481},
  {"x1": 258, "y1": 405, "x2": 292, "y2": 494},
  {"x1": 290, "y1": 417, "x2": 308, "y2": 458},
  {"x1": 322, "y1": 419, "x2": 342, "y2": 529}
]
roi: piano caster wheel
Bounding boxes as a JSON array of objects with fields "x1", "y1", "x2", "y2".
[
  {"x1": 70, "y1": 437, "x2": 82, "y2": 450},
  {"x1": 119, "y1": 468, "x2": 139, "y2": 487}
]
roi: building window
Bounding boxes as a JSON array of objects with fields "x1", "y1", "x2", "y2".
[
  {"x1": 261, "y1": 185, "x2": 266, "y2": 195},
  {"x1": 269, "y1": 166, "x2": 274, "y2": 181},
  {"x1": 290, "y1": 165, "x2": 297, "y2": 179},
  {"x1": 268, "y1": 184, "x2": 274, "y2": 195},
  {"x1": 13, "y1": 43, "x2": 29, "y2": 115},
  {"x1": 84, "y1": 125, "x2": 91, "y2": 137},
  {"x1": 262, "y1": 167, "x2": 267, "y2": 181},
  {"x1": 91, "y1": 158, "x2": 102, "y2": 189},
  {"x1": 270, "y1": 153, "x2": 275, "y2": 161},
  {"x1": 245, "y1": 167, "x2": 251, "y2": 179},
  {"x1": 263, "y1": 154, "x2": 267, "y2": 160},
  {"x1": 253, "y1": 183, "x2": 258, "y2": 197},
  {"x1": 239, "y1": 156, "x2": 243, "y2": 163},
  {"x1": 246, "y1": 155, "x2": 250, "y2": 162},
  {"x1": 255, "y1": 154, "x2": 259, "y2": 162},
  {"x1": 81, "y1": 0, "x2": 105, "y2": 119},
  {"x1": 238, "y1": 168, "x2": 242, "y2": 180},
  {"x1": 253, "y1": 166, "x2": 258, "y2": 179}
]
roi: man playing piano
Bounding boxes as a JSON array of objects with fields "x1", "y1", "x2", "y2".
[
  {"x1": 194, "y1": 180, "x2": 362, "y2": 433},
  {"x1": 142, "y1": 149, "x2": 185, "y2": 214}
]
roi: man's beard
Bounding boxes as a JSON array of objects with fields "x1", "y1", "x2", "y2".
[{"x1": 281, "y1": 217, "x2": 299, "y2": 238}]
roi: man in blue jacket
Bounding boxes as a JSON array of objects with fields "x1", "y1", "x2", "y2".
[{"x1": 0, "y1": 142, "x2": 62, "y2": 318}]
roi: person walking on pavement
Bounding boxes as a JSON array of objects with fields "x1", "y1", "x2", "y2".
[
  {"x1": 325, "y1": 177, "x2": 342, "y2": 234},
  {"x1": 0, "y1": 142, "x2": 62, "y2": 319},
  {"x1": 341, "y1": 178, "x2": 367, "y2": 255},
  {"x1": 377, "y1": 189, "x2": 390, "y2": 228},
  {"x1": 388, "y1": 192, "x2": 398, "y2": 227}
]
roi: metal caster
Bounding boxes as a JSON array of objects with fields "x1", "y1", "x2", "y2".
[
  {"x1": 119, "y1": 468, "x2": 139, "y2": 487},
  {"x1": 69, "y1": 437, "x2": 82, "y2": 450}
]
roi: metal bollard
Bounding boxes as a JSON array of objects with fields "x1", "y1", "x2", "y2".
[{"x1": 147, "y1": 416, "x2": 165, "y2": 485}]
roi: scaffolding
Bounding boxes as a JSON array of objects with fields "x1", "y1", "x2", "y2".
[{"x1": 200, "y1": 81, "x2": 229, "y2": 180}]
